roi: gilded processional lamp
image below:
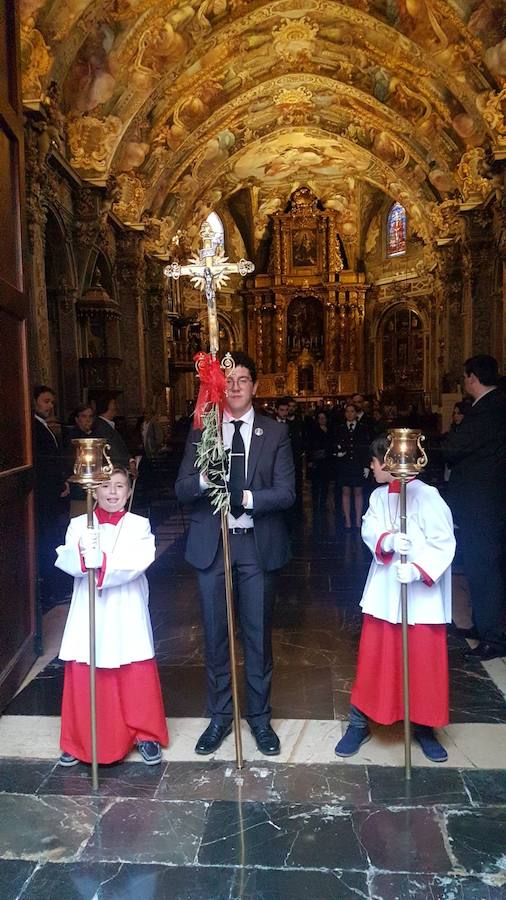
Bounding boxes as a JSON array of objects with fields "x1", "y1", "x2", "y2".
[
  {"x1": 383, "y1": 428, "x2": 428, "y2": 780},
  {"x1": 69, "y1": 437, "x2": 113, "y2": 790},
  {"x1": 164, "y1": 222, "x2": 255, "y2": 770}
]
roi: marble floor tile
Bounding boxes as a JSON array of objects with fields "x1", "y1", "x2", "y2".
[
  {"x1": 443, "y1": 723, "x2": 506, "y2": 768},
  {"x1": 38, "y1": 760, "x2": 166, "y2": 798},
  {"x1": 270, "y1": 666, "x2": 335, "y2": 719},
  {"x1": 198, "y1": 800, "x2": 367, "y2": 870},
  {"x1": 446, "y1": 808, "x2": 506, "y2": 875},
  {"x1": 0, "y1": 794, "x2": 105, "y2": 862},
  {"x1": 369, "y1": 872, "x2": 506, "y2": 899},
  {"x1": 80, "y1": 798, "x2": 208, "y2": 865},
  {"x1": 353, "y1": 806, "x2": 451, "y2": 872},
  {"x1": 157, "y1": 760, "x2": 370, "y2": 806},
  {"x1": 461, "y1": 769, "x2": 506, "y2": 805},
  {"x1": 368, "y1": 765, "x2": 468, "y2": 806},
  {"x1": 0, "y1": 859, "x2": 35, "y2": 900},
  {"x1": 252, "y1": 868, "x2": 369, "y2": 900},
  {"x1": 0, "y1": 758, "x2": 54, "y2": 794}
]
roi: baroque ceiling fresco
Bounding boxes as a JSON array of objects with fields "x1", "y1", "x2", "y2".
[{"x1": 21, "y1": 0, "x2": 506, "y2": 264}]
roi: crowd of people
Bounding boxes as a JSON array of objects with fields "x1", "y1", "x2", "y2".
[{"x1": 30, "y1": 351, "x2": 506, "y2": 770}]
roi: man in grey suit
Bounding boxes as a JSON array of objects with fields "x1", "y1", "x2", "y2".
[{"x1": 175, "y1": 352, "x2": 295, "y2": 755}]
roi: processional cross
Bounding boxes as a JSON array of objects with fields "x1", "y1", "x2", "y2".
[
  {"x1": 164, "y1": 222, "x2": 254, "y2": 356},
  {"x1": 164, "y1": 223, "x2": 255, "y2": 769}
]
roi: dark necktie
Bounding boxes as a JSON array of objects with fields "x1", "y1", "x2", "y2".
[
  {"x1": 349, "y1": 423, "x2": 355, "y2": 432},
  {"x1": 229, "y1": 420, "x2": 246, "y2": 518}
]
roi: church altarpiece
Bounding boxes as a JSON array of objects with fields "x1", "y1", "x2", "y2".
[{"x1": 245, "y1": 188, "x2": 366, "y2": 399}]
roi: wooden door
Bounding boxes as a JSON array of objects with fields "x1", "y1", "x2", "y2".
[{"x1": 0, "y1": 1, "x2": 37, "y2": 709}]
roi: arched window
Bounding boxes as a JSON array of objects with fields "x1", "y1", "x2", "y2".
[
  {"x1": 386, "y1": 202, "x2": 406, "y2": 257},
  {"x1": 205, "y1": 211, "x2": 225, "y2": 255}
]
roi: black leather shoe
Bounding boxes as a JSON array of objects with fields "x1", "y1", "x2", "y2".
[
  {"x1": 195, "y1": 721, "x2": 232, "y2": 755},
  {"x1": 251, "y1": 724, "x2": 280, "y2": 756},
  {"x1": 463, "y1": 642, "x2": 506, "y2": 662}
]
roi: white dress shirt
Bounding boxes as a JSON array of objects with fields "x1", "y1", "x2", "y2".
[{"x1": 200, "y1": 405, "x2": 255, "y2": 528}]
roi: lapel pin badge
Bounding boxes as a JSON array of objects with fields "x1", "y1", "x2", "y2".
[{"x1": 254, "y1": 427, "x2": 264, "y2": 436}]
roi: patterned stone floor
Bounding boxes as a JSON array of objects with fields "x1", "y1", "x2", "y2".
[{"x1": 1, "y1": 498, "x2": 506, "y2": 899}]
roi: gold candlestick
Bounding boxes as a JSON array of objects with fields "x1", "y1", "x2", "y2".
[
  {"x1": 69, "y1": 437, "x2": 113, "y2": 790},
  {"x1": 384, "y1": 428, "x2": 428, "y2": 781}
]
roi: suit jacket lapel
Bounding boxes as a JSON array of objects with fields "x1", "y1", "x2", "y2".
[{"x1": 246, "y1": 415, "x2": 265, "y2": 487}]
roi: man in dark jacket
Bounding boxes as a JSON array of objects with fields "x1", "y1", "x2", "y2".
[
  {"x1": 443, "y1": 355, "x2": 506, "y2": 660},
  {"x1": 175, "y1": 352, "x2": 295, "y2": 756},
  {"x1": 33, "y1": 385, "x2": 69, "y2": 610}
]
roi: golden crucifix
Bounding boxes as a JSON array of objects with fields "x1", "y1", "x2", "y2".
[{"x1": 164, "y1": 223, "x2": 254, "y2": 768}]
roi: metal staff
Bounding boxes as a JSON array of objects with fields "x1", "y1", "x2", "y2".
[
  {"x1": 384, "y1": 428, "x2": 428, "y2": 780},
  {"x1": 69, "y1": 437, "x2": 113, "y2": 789},
  {"x1": 165, "y1": 224, "x2": 254, "y2": 769}
]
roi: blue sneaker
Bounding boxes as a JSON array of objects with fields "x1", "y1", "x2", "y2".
[
  {"x1": 413, "y1": 726, "x2": 448, "y2": 762},
  {"x1": 137, "y1": 741, "x2": 162, "y2": 765},
  {"x1": 335, "y1": 723, "x2": 371, "y2": 757}
]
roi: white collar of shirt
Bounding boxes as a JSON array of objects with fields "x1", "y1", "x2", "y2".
[
  {"x1": 99, "y1": 415, "x2": 115, "y2": 428},
  {"x1": 472, "y1": 386, "x2": 496, "y2": 407},
  {"x1": 223, "y1": 405, "x2": 255, "y2": 428},
  {"x1": 35, "y1": 414, "x2": 58, "y2": 445}
]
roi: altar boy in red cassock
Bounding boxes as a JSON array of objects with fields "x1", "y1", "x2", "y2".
[
  {"x1": 335, "y1": 436, "x2": 456, "y2": 762},
  {"x1": 55, "y1": 468, "x2": 168, "y2": 766}
]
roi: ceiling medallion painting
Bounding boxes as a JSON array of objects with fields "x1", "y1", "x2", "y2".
[{"x1": 19, "y1": 0, "x2": 505, "y2": 254}]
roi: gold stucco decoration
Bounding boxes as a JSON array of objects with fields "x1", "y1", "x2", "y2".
[
  {"x1": 112, "y1": 172, "x2": 146, "y2": 223},
  {"x1": 272, "y1": 17, "x2": 319, "y2": 62},
  {"x1": 21, "y1": 19, "x2": 52, "y2": 99},
  {"x1": 455, "y1": 148, "x2": 493, "y2": 210},
  {"x1": 68, "y1": 115, "x2": 123, "y2": 174}
]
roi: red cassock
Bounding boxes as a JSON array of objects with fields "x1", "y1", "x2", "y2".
[
  {"x1": 351, "y1": 614, "x2": 449, "y2": 727},
  {"x1": 61, "y1": 659, "x2": 168, "y2": 764}
]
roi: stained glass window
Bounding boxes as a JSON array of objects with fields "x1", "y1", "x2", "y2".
[
  {"x1": 386, "y1": 202, "x2": 406, "y2": 257},
  {"x1": 205, "y1": 211, "x2": 225, "y2": 255}
]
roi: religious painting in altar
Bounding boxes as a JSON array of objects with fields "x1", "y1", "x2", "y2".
[
  {"x1": 287, "y1": 297, "x2": 323, "y2": 358},
  {"x1": 292, "y1": 228, "x2": 317, "y2": 268},
  {"x1": 381, "y1": 306, "x2": 424, "y2": 390}
]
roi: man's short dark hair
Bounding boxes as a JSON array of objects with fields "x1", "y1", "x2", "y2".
[
  {"x1": 229, "y1": 351, "x2": 257, "y2": 384},
  {"x1": 95, "y1": 392, "x2": 115, "y2": 416},
  {"x1": 370, "y1": 434, "x2": 389, "y2": 463},
  {"x1": 275, "y1": 396, "x2": 291, "y2": 409},
  {"x1": 464, "y1": 355, "x2": 499, "y2": 386},
  {"x1": 33, "y1": 384, "x2": 55, "y2": 400}
]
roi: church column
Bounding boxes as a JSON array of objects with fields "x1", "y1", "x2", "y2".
[
  {"x1": 337, "y1": 290, "x2": 347, "y2": 370},
  {"x1": 273, "y1": 293, "x2": 286, "y2": 373},
  {"x1": 116, "y1": 231, "x2": 146, "y2": 421},
  {"x1": 54, "y1": 283, "x2": 80, "y2": 411},
  {"x1": 254, "y1": 296, "x2": 264, "y2": 373},
  {"x1": 325, "y1": 292, "x2": 338, "y2": 373},
  {"x1": 145, "y1": 258, "x2": 169, "y2": 408}
]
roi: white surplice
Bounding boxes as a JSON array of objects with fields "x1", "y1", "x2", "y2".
[
  {"x1": 55, "y1": 512, "x2": 156, "y2": 667},
  {"x1": 360, "y1": 480, "x2": 456, "y2": 625}
]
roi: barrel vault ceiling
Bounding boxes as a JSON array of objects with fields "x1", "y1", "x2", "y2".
[{"x1": 21, "y1": 0, "x2": 506, "y2": 259}]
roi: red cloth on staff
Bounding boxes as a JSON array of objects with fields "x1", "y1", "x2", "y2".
[
  {"x1": 60, "y1": 659, "x2": 168, "y2": 764},
  {"x1": 350, "y1": 613, "x2": 449, "y2": 727}
]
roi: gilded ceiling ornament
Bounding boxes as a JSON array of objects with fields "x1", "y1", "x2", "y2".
[
  {"x1": 428, "y1": 199, "x2": 464, "y2": 245},
  {"x1": 21, "y1": 19, "x2": 52, "y2": 99},
  {"x1": 272, "y1": 16, "x2": 319, "y2": 62},
  {"x1": 68, "y1": 115, "x2": 122, "y2": 174},
  {"x1": 141, "y1": 213, "x2": 177, "y2": 258},
  {"x1": 455, "y1": 148, "x2": 492, "y2": 209},
  {"x1": 476, "y1": 89, "x2": 506, "y2": 159},
  {"x1": 112, "y1": 173, "x2": 146, "y2": 223}
]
